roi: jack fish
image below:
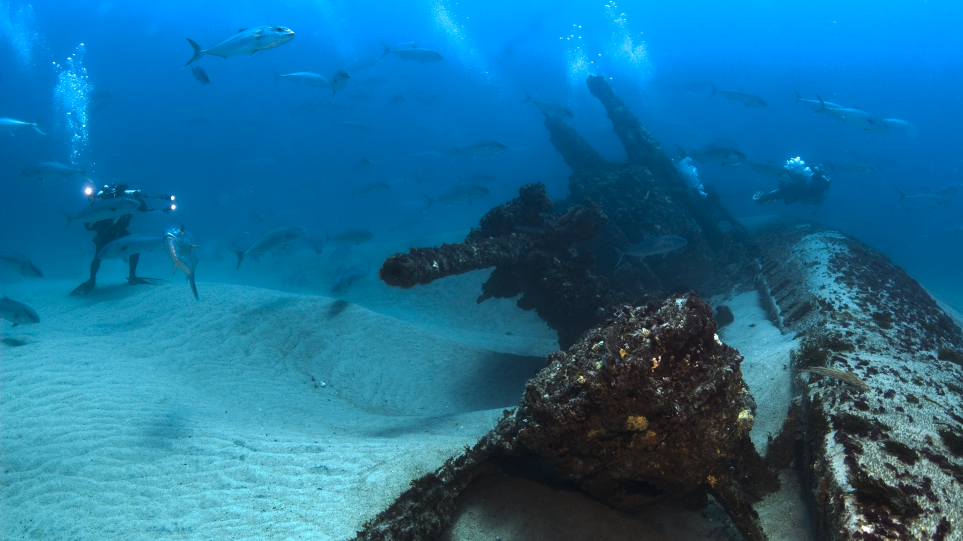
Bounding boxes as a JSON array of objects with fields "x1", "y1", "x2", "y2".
[
  {"x1": 20, "y1": 162, "x2": 87, "y2": 183},
  {"x1": 424, "y1": 185, "x2": 490, "y2": 207},
  {"x1": 163, "y1": 224, "x2": 199, "y2": 299},
  {"x1": 0, "y1": 296, "x2": 39, "y2": 326},
  {"x1": 815, "y1": 95, "x2": 889, "y2": 134},
  {"x1": 62, "y1": 197, "x2": 142, "y2": 230},
  {"x1": 710, "y1": 83, "x2": 766, "y2": 108},
  {"x1": 676, "y1": 144, "x2": 746, "y2": 166},
  {"x1": 0, "y1": 117, "x2": 45, "y2": 136},
  {"x1": 381, "y1": 43, "x2": 443, "y2": 63},
  {"x1": 0, "y1": 251, "x2": 43, "y2": 277},
  {"x1": 184, "y1": 25, "x2": 294, "y2": 66},
  {"x1": 615, "y1": 235, "x2": 688, "y2": 267},
  {"x1": 96, "y1": 234, "x2": 164, "y2": 261},
  {"x1": 232, "y1": 226, "x2": 306, "y2": 269}
]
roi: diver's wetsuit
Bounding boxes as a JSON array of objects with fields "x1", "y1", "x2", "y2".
[
  {"x1": 70, "y1": 186, "x2": 164, "y2": 296},
  {"x1": 754, "y1": 167, "x2": 830, "y2": 206}
]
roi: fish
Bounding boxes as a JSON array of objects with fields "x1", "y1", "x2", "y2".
[
  {"x1": 0, "y1": 117, "x2": 45, "y2": 136},
  {"x1": 930, "y1": 183, "x2": 963, "y2": 197},
  {"x1": 184, "y1": 25, "x2": 294, "y2": 66},
  {"x1": 793, "y1": 90, "x2": 841, "y2": 111},
  {"x1": 452, "y1": 139, "x2": 508, "y2": 158},
  {"x1": 353, "y1": 182, "x2": 391, "y2": 197},
  {"x1": 675, "y1": 144, "x2": 746, "y2": 166},
  {"x1": 944, "y1": 224, "x2": 963, "y2": 238},
  {"x1": 825, "y1": 161, "x2": 879, "y2": 176},
  {"x1": 331, "y1": 266, "x2": 368, "y2": 292},
  {"x1": 0, "y1": 296, "x2": 39, "y2": 326},
  {"x1": 163, "y1": 224, "x2": 199, "y2": 300},
  {"x1": 96, "y1": 234, "x2": 164, "y2": 261},
  {"x1": 328, "y1": 243, "x2": 353, "y2": 262},
  {"x1": 798, "y1": 366, "x2": 870, "y2": 392},
  {"x1": 614, "y1": 235, "x2": 688, "y2": 267},
  {"x1": 387, "y1": 93, "x2": 407, "y2": 105},
  {"x1": 0, "y1": 251, "x2": 43, "y2": 277},
  {"x1": 304, "y1": 236, "x2": 325, "y2": 255},
  {"x1": 883, "y1": 118, "x2": 918, "y2": 137},
  {"x1": 89, "y1": 90, "x2": 114, "y2": 114},
  {"x1": 61, "y1": 197, "x2": 142, "y2": 230},
  {"x1": 232, "y1": 226, "x2": 306, "y2": 269},
  {"x1": 737, "y1": 161, "x2": 797, "y2": 184},
  {"x1": 327, "y1": 228, "x2": 372, "y2": 245},
  {"x1": 424, "y1": 185, "x2": 490, "y2": 207},
  {"x1": 272, "y1": 69, "x2": 330, "y2": 88},
  {"x1": 191, "y1": 65, "x2": 211, "y2": 84},
  {"x1": 522, "y1": 90, "x2": 574, "y2": 119},
  {"x1": 407, "y1": 87, "x2": 441, "y2": 106},
  {"x1": 897, "y1": 190, "x2": 953, "y2": 209},
  {"x1": 381, "y1": 43, "x2": 443, "y2": 63},
  {"x1": 709, "y1": 83, "x2": 767, "y2": 108},
  {"x1": 329, "y1": 70, "x2": 351, "y2": 101},
  {"x1": 352, "y1": 158, "x2": 372, "y2": 171},
  {"x1": 815, "y1": 95, "x2": 890, "y2": 134},
  {"x1": 19, "y1": 161, "x2": 87, "y2": 183}
]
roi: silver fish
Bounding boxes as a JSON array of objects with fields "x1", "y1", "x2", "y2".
[
  {"x1": 62, "y1": 197, "x2": 142, "y2": 230},
  {"x1": 676, "y1": 144, "x2": 746, "y2": 166},
  {"x1": 191, "y1": 65, "x2": 211, "y2": 84},
  {"x1": 381, "y1": 43, "x2": 443, "y2": 63},
  {"x1": 815, "y1": 95, "x2": 889, "y2": 134},
  {"x1": 163, "y1": 224, "x2": 199, "y2": 299},
  {"x1": 20, "y1": 161, "x2": 87, "y2": 183},
  {"x1": 897, "y1": 190, "x2": 953, "y2": 209},
  {"x1": 232, "y1": 226, "x2": 306, "y2": 269},
  {"x1": 793, "y1": 91, "x2": 841, "y2": 111},
  {"x1": 329, "y1": 70, "x2": 351, "y2": 101},
  {"x1": 522, "y1": 90, "x2": 574, "y2": 119},
  {"x1": 272, "y1": 69, "x2": 330, "y2": 88},
  {"x1": 184, "y1": 25, "x2": 294, "y2": 66},
  {"x1": 327, "y1": 228, "x2": 372, "y2": 245},
  {"x1": 930, "y1": 183, "x2": 963, "y2": 197},
  {"x1": 424, "y1": 185, "x2": 490, "y2": 207},
  {"x1": 353, "y1": 182, "x2": 391, "y2": 197},
  {"x1": 710, "y1": 83, "x2": 766, "y2": 108},
  {"x1": 452, "y1": 139, "x2": 508, "y2": 158},
  {"x1": 0, "y1": 251, "x2": 43, "y2": 277},
  {"x1": 96, "y1": 234, "x2": 164, "y2": 261},
  {"x1": 0, "y1": 295, "x2": 39, "y2": 326},
  {"x1": 882, "y1": 118, "x2": 918, "y2": 137},
  {"x1": 331, "y1": 266, "x2": 368, "y2": 292},
  {"x1": 0, "y1": 117, "x2": 45, "y2": 136},
  {"x1": 615, "y1": 235, "x2": 688, "y2": 267}
]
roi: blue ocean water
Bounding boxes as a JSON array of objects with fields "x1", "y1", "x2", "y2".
[{"x1": 1, "y1": 1, "x2": 962, "y2": 536}]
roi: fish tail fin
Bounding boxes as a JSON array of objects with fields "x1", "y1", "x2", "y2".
[
  {"x1": 814, "y1": 93, "x2": 826, "y2": 113},
  {"x1": 32, "y1": 122, "x2": 46, "y2": 136},
  {"x1": 184, "y1": 38, "x2": 204, "y2": 67},
  {"x1": 230, "y1": 248, "x2": 244, "y2": 270},
  {"x1": 61, "y1": 210, "x2": 73, "y2": 231},
  {"x1": 448, "y1": 143, "x2": 460, "y2": 162},
  {"x1": 709, "y1": 82, "x2": 718, "y2": 97},
  {"x1": 423, "y1": 193, "x2": 434, "y2": 209},
  {"x1": 896, "y1": 189, "x2": 905, "y2": 203},
  {"x1": 674, "y1": 144, "x2": 687, "y2": 161},
  {"x1": 521, "y1": 89, "x2": 532, "y2": 104},
  {"x1": 793, "y1": 90, "x2": 803, "y2": 105},
  {"x1": 271, "y1": 68, "x2": 281, "y2": 83},
  {"x1": 188, "y1": 271, "x2": 198, "y2": 300},
  {"x1": 381, "y1": 42, "x2": 391, "y2": 58},
  {"x1": 614, "y1": 248, "x2": 626, "y2": 268}
]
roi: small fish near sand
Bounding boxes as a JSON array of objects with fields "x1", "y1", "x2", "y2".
[
  {"x1": 184, "y1": 25, "x2": 295, "y2": 66},
  {"x1": 96, "y1": 234, "x2": 164, "y2": 261},
  {"x1": 0, "y1": 117, "x2": 45, "y2": 136},
  {"x1": 163, "y1": 224, "x2": 199, "y2": 300},
  {"x1": 0, "y1": 251, "x2": 43, "y2": 277},
  {"x1": 709, "y1": 83, "x2": 767, "y2": 108},
  {"x1": 0, "y1": 296, "x2": 40, "y2": 327},
  {"x1": 798, "y1": 366, "x2": 871, "y2": 392},
  {"x1": 232, "y1": 226, "x2": 307, "y2": 269},
  {"x1": 424, "y1": 185, "x2": 490, "y2": 208},
  {"x1": 615, "y1": 235, "x2": 688, "y2": 267},
  {"x1": 331, "y1": 266, "x2": 368, "y2": 292},
  {"x1": 327, "y1": 228, "x2": 372, "y2": 245},
  {"x1": 191, "y1": 65, "x2": 211, "y2": 84}
]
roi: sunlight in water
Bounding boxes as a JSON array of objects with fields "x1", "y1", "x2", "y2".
[
  {"x1": 605, "y1": 2, "x2": 651, "y2": 80},
  {"x1": 429, "y1": 0, "x2": 494, "y2": 85},
  {"x1": 563, "y1": 24, "x2": 590, "y2": 87},
  {"x1": 53, "y1": 43, "x2": 91, "y2": 166},
  {"x1": 0, "y1": 1, "x2": 43, "y2": 69}
]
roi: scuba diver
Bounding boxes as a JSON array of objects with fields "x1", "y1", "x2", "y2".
[
  {"x1": 70, "y1": 183, "x2": 175, "y2": 296},
  {"x1": 752, "y1": 157, "x2": 830, "y2": 207}
]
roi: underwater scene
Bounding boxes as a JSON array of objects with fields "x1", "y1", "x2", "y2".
[{"x1": 2, "y1": 1, "x2": 963, "y2": 539}]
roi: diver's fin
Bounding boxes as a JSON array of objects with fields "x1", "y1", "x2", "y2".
[
  {"x1": 188, "y1": 272, "x2": 198, "y2": 300},
  {"x1": 184, "y1": 38, "x2": 204, "y2": 67}
]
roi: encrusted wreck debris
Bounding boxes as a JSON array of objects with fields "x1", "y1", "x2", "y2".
[
  {"x1": 754, "y1": 219, "x2": 963, "y2": 540},
  {"x1": 355, "y1": 294, "x2": 778, "y2": 541},
  {"x1": 379, "y1": 75, "x2": 750, "y2": 348}
]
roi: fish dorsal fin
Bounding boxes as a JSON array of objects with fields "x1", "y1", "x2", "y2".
[
  {"x1": 238, "y1": 28, "x2": 247, "y2": 32},
  {"x1": 2, "y1": 295, "x2": 8, "y2": 300}
]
